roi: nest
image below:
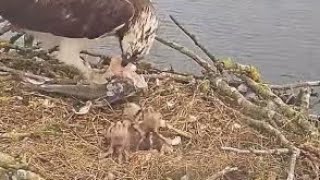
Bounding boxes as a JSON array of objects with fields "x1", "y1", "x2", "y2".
[{"x1": 0, "y1": 70, "x2": 317, "y2": 180}]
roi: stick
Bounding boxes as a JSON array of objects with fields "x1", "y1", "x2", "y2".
[
  {"x1": 207, "y1": 95, "x2": 300, "y2": 180},
  {"x1": 26, "y1": 84, "x2": 111, "y2": 100},
  {"x1": 143, "y1": 72, "x2": 196, "y2": 83},
  {"x1": 205, "y1": 166, "x2": 239, "y2": 180},
  {"x1": 208, "y1": 76, "x2": 288, "y2": 127},
  {"x1": 221, "y1": 146, "x2": 290, "y2": 155},
  {"x1": 221, "y1": 145, "x2": 300, "y2": 180},
  {"x1": 237, "y1": 109, "x2": 300, "y2": 180},
  {"x1": 166, "y1": 123, "x2": 193, "y2": 139},
  {"x1": 240, "y1": 75, "x2": 316, "y2": 134},
  {"x1": 0, "y1": 71, "x2": 9, "y2": 76},
  {"x1": 309, "y1": 114, "x2": 320, "y2": 120},
  {"x1": 155, "y1": 36, "x2": 217, "y2": 73},
  {"x1": 169, "y1": 15, "x2": 217, "y2": 62},
  {"x1": 287, "y1": 149, "x2": 300, "y2": 180},
  {"x1": 269, "y1": 81, "x2": 320, "y2": 90},
  {"x1": 0, "y1": 63, "x2": 52, "y2": 82}
]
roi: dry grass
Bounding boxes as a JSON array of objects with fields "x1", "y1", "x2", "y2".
[{"x1": 0, "y1": 56, "x2": 316, "y2": 180}]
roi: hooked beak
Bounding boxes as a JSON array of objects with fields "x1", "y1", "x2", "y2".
[{"x1": 121, "y1": 55, "x2": 142, "y2": 67}]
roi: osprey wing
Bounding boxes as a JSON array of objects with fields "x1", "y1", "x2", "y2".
[{"x1": 0, "y1": 0, "x2": 135, "y2": 39}]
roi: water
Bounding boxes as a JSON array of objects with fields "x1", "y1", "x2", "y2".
[{"x1": 145, "y1": 0, "x2": 320, "y2": 84}]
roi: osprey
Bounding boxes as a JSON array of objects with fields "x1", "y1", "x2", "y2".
[{"x1": 0, "y1": 0, "x2": 159, "y2": 83}]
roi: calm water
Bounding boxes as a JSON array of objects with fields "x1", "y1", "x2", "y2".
[{"x1": 145, "y1": 0, "x2": 320, "y2": 83}]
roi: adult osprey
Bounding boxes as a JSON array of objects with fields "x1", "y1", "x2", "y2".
[{"x1": 0, "y1": 0, "x2": 159, "y2": 83}]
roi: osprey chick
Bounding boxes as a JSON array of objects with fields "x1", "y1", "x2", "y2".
[{"x1": 0, "y1": 0, "x2": 159, "y2": 83}]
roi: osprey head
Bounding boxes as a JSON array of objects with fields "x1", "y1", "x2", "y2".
[{"x1": 119, "y1": 6, "x2": 159, "y2": 66}]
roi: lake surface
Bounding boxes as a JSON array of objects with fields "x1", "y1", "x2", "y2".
[{"x1": 145, "y1": 0, "x2": 320, "y2": 83}]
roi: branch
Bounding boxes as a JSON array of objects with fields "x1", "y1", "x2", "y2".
[
  {"x1": 240, "y1": 75, "x2": 317, "y2": 134},
  {"x1": 169, "y1": 15, "x2": 217, "y2": 63},
  {"x1": 236, "y1": 110, "x2": 300, "y2": 180},
  {"x1": 0, "y1": 62, "x2": 52, "y2": 82},
  {"x1": 270, "y1": 81, "x2": 320, "y2": 90},
  {"x1": 219, "y1": 57, "x2": 261, "y2": 82},
  {"x1": 221, "y1": 146, "x2": 290, "y2": 155},
  {"x1": 143, "y1": 72, "x2": 196, "y2": 83},
  {"x1": 155, "y1": 36, "x2": 217, "y2": 73},
  {"x1": 220, "y1": 145, "x2": 299, "y2": 180},
  {"x1": 25, "y1": 84, "x2": 113, "y2": 100},
  {"x1": 209, "y1": 75, "x2": 289, "y2": 127},
  {"x1": 205, "y1": 166, "x2": 239, "y2": 180},
  {"x1": 287, "y1": 149, "x2": 300, "y2": 180},
  {"x1": 309, "y1": 114, "x2": 320, "y2": 121},
  {"x1": 207, "y1": 96, "x2": 300, "y2": 180},
  {"x1": 165, "y1": 123, "x2": 193, "y2": 139}
]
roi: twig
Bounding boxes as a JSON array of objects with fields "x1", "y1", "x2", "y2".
[
  {"x1": 205, "y1": 166, "x2": 239, "y2": 180},
  {"x1": 209, "y1": 75, "x2": 288, "y2": 127},
  {"x1": 169, "y1": 15, "x2": 217, "y2": 62},
  {"x1": 221, "y1": 146, "x2": 290, "y2": 155},
  {"x1": 309, "y1": 114, "x2": 320, "y2": 120},
  {"x1": 207, "y1": 95, "x2": 300, "y2": 180},
  {"x1": 155, "y1": 36, "x2": 217, "y2": 73},
  {"x1": 0, "y1": 71, "x2": 9, "y2": 76},
  {"x1": 269, "y1": 81, "x2": 320, "y2": 90},
  {"x1": 241, "y1": 112, "x2": 300, "y2": 180},
  {"x1": 287, "y1": 149, "x2": 300, "y2": 180},
  {"x1": 221, "y1": 145, "x2": 300, "y2": 179},
  {"x1": 240, "y1": 75, "x2": 317, "y2": 134},
  {"x1": 25, "y1": 84, "x2": 111, "y2": 100},
  {"x1": 0, "y1": 62, "x2": 52, "y2": 82},
  {"x1": 220, "y1": 58, "x2": 261, "y2": 82},
  {"x1": 237, "y1": 108, "x2": 300, "y2": 180},
  {"x1": 143, "y1": 72, "x2": 196, "y2": 83},
  {"x1": 166, "y1": 123, "x2": 193, "y2": 139}
]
